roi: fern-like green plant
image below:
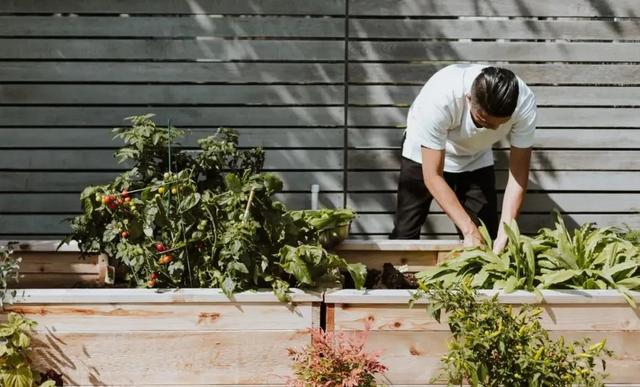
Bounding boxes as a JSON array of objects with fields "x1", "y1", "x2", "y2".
[{"x1": 0, "y1": 313, "x2": 59, "y2": 387}]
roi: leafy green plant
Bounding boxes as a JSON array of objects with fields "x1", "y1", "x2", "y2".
[
  {"x1": 0, "y1": 313, "x2": 60, "y2": 387},
  {"x1": 417, "y1": 221, "x2": 543, "y2": 294},
  {"x1": 293, "y1": 209, "x2": 355, "y2": 248},
  {"x1": 536, "y1": 214, "x2": 640, "y2": 305},
  {"x1": 414, "y1": 281, "x2": 612, "y2": 387},
  {"x1": 63, "y1": 114, "x2": 365, "y2": 300},
  {"x1": 287, "y1": 324, "x2": 387, "y2": 387},
  {"x1": 418, "y1": 213, "x2": 640, "y2": 304},
  {"x1": 0, "y1": 244, "x2": 21, "y2": 308}
]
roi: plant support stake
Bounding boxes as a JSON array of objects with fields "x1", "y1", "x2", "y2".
[{"x1": 243, "y1": 187, "x2": 256, "y2": 223}]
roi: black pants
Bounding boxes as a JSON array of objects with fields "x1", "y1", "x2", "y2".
[{"x1": 390, "y1": 156, "x2": 499, "y2": 240}]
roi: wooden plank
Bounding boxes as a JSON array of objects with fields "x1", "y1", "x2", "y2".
[
  {"x1": 348, "y1": 150, "x2": 640, "y2": 171},
  {"x1": 349, "y1": 63, "x2": 640, "y2": 85},
  {"x1": 347, "y1": 107, "x2": 640, "y2": 128},
  {"x1": 3, "y1": 240, "x2": 81, "y2": 252},
  {"x1": 326, "y1": 289, "x2": 640, "y2": 305},
  {"x1": 9, "y1": 288, "x2": 321, "y2": 304},
  {"x1": 12, "y1": 273, "x2": 104, "y2": 288},
  {"x1": 28, "y1": 330, "x2": 306, "y2": 385},
  {"x1": 347, "y1": 193, "x2": 640, "y2": 213},
  {"x1": 349, "y1": 41, "x2": 640, "y2": 62},
  {"x1": 348, "y1": 171, "x2": 640, "y2": 191},
  {"x1": 349, "y1": 19, "x2": 640, "y2": 40},
  {"x1": 0, "y1": 128, "x2": 344, "y2": 148},
  {"x1": 0, "y1": 0, "x2": 344, "y2": 15},
  {"x1": 0, "y1": 16, "x2": 343, "y2": 37},
  {"x1": 0, "y1": 192, "x2": 344, "y2": 213},
  {"x1": 0, "y1": 149, "x2": 344, "y2": 170},
  {"x1": 0, "y1": 171, "x2": 344, "y2": 192},
  {"x1": 0, "y1": 107, "x2": 344, "y2": 127},
  {"x1": 0, "y1": 39, "x2": 343, "y2": 60},
  {"x1": 350, "y1": 0, "x2": 640, "y2": 17},
  {"x1": 332, "y1": 303, "x2": 640, "y2": 332},
  {"x1": 2, "y1": 303, "x2": 316, "y2": 331},
  {"x1": 15, "y1": 252, "x2": 100, "y2": 274},
  {"x1": 0, "y1": 84, "x2": 343, "y2": 105},
  {"x1": 0, "y1": 62, "x2": 344, "y2": 83},
  {"x1": 350, "y1": 214, "x2": 640, "y2": 235},
  {"x1": 349, "y1": 86, "x2": 640, "y2": 107},
  {"x1": 339, "y1": 250, "x2": 438, "y2": 272},
  {"x1": 348, "y1": 128, "x2": 640, "y2": 149},
  {"x1": 336, "y1": 240, "x2": 460, "y2": 251}
]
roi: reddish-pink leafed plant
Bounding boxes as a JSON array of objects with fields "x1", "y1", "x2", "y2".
[{"x1": 287, "y1": 323, "x2": 387, "y2": 387}]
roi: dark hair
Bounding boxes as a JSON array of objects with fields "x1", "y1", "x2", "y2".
[{"x1": 471, "y1": 67, "x2": 519, "y2": 117}]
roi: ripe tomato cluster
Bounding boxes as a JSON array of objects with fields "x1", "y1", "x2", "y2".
[
  {"x1": 98, "y1": 190, "x2": 134, "y2": 210},
  {"x1": 146, "y1": 241, "x2": 173, "y2": 287}
]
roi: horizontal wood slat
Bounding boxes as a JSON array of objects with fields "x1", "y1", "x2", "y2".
[
  {"x1": 0, "y1": 107, "x2": 344, "y2": 126},
  {"x1": 0, "y1": 193, "x2": 344, "y2": 213},
  {"x1": 4, "y1": 195, "x2": 637, "y2": 235},
  {"x1": 0, "y1": 84, "x2": 343, "y2": 105},
  {"x1": 349, "y1": 86, "x2": 640, "y2": 107},
  {"x1": 348, "y1": 150, "x2": 640, "y2": 171},
  {"x1": 0, "y1": 149, "x2": 344, "y2": 170},
  {"x1": 347, "y1": 107, "x2": 640, "y2": 128},
  {"x1": 348, "y1": 171, "x2": 640, "y2": 191},
  {"x1": 0, "y1": 39, "x2": 343, "y2": 60},
  {"x1": 348, "y1": 128, "x2": 640, "y2": 149},
  {"x1": 350, "y1": 0, "x2": 640, "y2": 17},
  {"x1": 3, "y1": 303, "x2": 316, "y2": 331},
  {"x1": 29, "y1": 331, "x2": 304, "y2": 384},
  {"x1": 347, "y1": 193, "x2": 640, "y2": 213},
  {"x1": 349, "y1": 63, "x2": 640, "y2": 85},
  {"x1": 0, "y1": 16, "x2": 344, "y2": 38},
  {"x1": 349, "y1": 19, "x2": 640, "y2": 40},
  {"x1": 0, "y1": 62, "x2": 344, "y2": 83},
  {"x1": 0, "y1": 171, "x2": 344, "y2": 192},
  {"x1": 350, "y1": 214, "x2": 640, "y2": 234},
  {"x1": 349, "y1": 41, "x2": 640, "y2": 62},
  {"x1": 0, "y1": 0, "x2": 345, "y2": 15},
  {"x1": 0, "y1": 128, "x2": 344, "y2": 148}
]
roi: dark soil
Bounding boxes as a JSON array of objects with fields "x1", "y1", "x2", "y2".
[{"x1": 345, "y1": 262, "x2": 419, "y2": 289}]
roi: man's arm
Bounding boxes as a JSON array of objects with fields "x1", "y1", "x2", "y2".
[
  {"x1": 421, "y1": 147, "x2": 483, "y2": 247},
  {"x1": 493, "y1": 146, "x2": 531, "y2": 252}
]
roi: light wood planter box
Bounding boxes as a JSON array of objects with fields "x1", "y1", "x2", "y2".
[
  {"x1": 1, "y1": 240, "x2": 108, "y2": 288},
  {"x1": 325, "y1": 289, "x2": 640, "y2": 385},
  {"x1": 335, "y1": 240, "x2": 461, "y2": 272},
  {"x1": 0, "y1": 241, "x2": 321, "y2": 386},
  {"x1": 2, "y1": 288, "x2": 321, "y2": 386}
]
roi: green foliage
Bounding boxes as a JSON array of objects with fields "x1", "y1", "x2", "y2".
[
  {"x1": 415, "y1": 281, "x2": 612, "y2": 387},
  {"x1": 0, "y1": 313, "x2": 58, "y2": 387},
  {"x1": 418, "y1": 213, "x2": 640, "y2": 304},
  {"x1": 0, "y1": 244, "x2": 21, "y2": 308},
  {"x1": 293, "y1": 209, "x2": 355, "y2": 248},
  {"x1": 63, "y1": 115, "x2": 364, "y2": 300}
]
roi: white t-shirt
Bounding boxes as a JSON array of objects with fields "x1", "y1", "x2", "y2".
[{"x1": 402, "y1": 64, "x2": 537, "y2": 173}]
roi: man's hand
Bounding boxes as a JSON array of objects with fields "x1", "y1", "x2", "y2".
[
  {"x1": 493, "y1": 230, "x2": 508, "y2": 254},
  {"x1": 463, "y1": 226, "x2": 484, "y2": 248}
]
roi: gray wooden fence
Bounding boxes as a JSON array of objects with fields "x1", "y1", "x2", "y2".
[{"x1": 0, "y1": 0, "x2": 639, "y2": 239}]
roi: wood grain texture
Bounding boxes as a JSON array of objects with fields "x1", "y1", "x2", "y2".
[{"x1": 350, "y1": 0, "x2": 640, "y2": 17}]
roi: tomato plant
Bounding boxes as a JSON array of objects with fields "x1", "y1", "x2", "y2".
[{"x1": 63, "y1": 114, "x2": 365, "y2": 300}]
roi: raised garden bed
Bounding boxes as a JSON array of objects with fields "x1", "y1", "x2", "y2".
[
  {"x1": 335, "y1": 240, "x2": 461, "y2": 273},
  {"x1": 1, "y1": 241, "x2": 321, "y2": 386},
  {"x1": 1, "y1": 240, "x2": 107, "y2": 288},
  {"x1": 5, "y1": 288, "x2": 320, "y2": 385},
  {"x1": 325, "y1": 289, "x2": 640, "y2": 385}
]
